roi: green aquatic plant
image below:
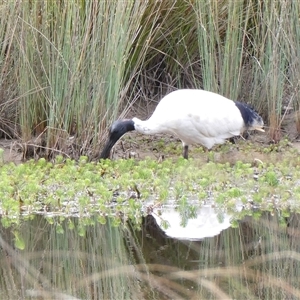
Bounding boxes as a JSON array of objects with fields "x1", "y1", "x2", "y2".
[
  {"x1": 164, "y1": 142, "x2": 182, "y2": 156},
  {"x1": 199, "y1": 177, "x2": 211, "y2": 188},
  {"x1": 55, "y1": 155, "x2": 64, "y2": 164},
  {"x1": 1, "y1": 144, "x2": 300, "y2": 230},
  {"x1": 198, "y1": 190, "x2": 207, "y2": 200},
  {"x1": 158, "y1": 188, "x2": 169, "y2": 202},
  {"x1": 97, "y1": 215, "x2": 107, "y2": 225},
  {"x1": 263, "y1": 170, "x2": 279, "y2": 187},
  {"x1": 67, "y1": 219, "x2": 75, "y2": 230},
  {"x1": 227, "y1": 187, "x2": 242, "y2": 198},
  {"x1": 12, "y1": 230, "x2": 25, "y2": 250},
  {"x1": 174, "y1": 182, "x2": 186, "y2": 200},
  {"x1": 216, "y1": 193, "x2": 226, "y2": 204},
  {"x1": 56, "y1": 223, "x2": 64, "y2": 234},
  {"x1": 177, "y1": 196, "x2": 197, "y2": 227},
  {"x1": 160, "y1": 218, "x2": 170, "y2": 230}
]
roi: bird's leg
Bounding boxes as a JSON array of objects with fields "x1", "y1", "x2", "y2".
[
  {"x1": 183, "y1": 145, "x2": 189, "y2": 159},
  {"x1": 207, "y1": 148, "x2": 215, "y2": 162}
]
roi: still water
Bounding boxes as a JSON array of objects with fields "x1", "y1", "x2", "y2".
[{"x1": 1, "y1": 206, "x2": 300, "y2": 299}]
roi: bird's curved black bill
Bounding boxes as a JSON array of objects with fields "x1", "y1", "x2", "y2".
[{"x1": 100, "y1": 138, "x2": 116, "y2": 159}]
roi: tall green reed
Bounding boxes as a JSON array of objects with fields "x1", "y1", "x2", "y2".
[
  {"x1": 193, "y1": 0, "x2": 300, "y2": 140},
  {"x1": 194, "y1": 0, "x2": 248, "y2": 99},
  {"x1": 1, "y1": 0, "x2": 300, "y2": 158},
  {"x1": 0, "y1": 2, "x2": 20, "y2": 138},
  {"x1": 247, "y1": 0, "x2": 293, "y2": 141},
  {"x1": 16, "y1": 1, "x2": 149, "y2": 156}
]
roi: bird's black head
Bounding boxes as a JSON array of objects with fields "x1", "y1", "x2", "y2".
[{"x1": 100, "y1": 119, "x2": 135, "y2": 159}]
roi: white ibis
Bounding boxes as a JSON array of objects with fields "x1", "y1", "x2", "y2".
[{"x1": 100, "y1": 89, "x2": 264, "y2": 159}]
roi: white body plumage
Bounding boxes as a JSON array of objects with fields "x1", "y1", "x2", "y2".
[
  {"x1": 100, "y1": 89, "x2": 264, "y2": 159},
  {"x1": 133, "y1": 89, "x2": 249, "y2": 149}
]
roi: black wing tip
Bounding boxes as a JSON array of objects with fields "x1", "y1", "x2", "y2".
[{"x1": 234, "y1": 101, "x2": 264, "y2": 128}]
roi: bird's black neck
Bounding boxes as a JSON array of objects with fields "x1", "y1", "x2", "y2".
[{"x1": 99, "y1": 119, "x2": 135, "y2": 159}]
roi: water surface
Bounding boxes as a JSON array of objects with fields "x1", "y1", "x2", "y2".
[{"x1": 1, "y1": 208, "x2": 300, "y2": 299}]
